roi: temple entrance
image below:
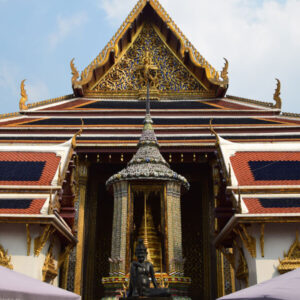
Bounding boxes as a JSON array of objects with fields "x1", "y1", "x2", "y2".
[{"x1": 81, "y1": 154, "x2": 216, "y2": 300}]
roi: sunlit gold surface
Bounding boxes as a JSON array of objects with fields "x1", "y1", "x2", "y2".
[
  {"x1": 19, "y1": 79, "x2": 28, "y2": 111},
  {"x1": 42, "y1": 244, "x2": 58, "y2": 283},
  {"x1": 136, "y1": 193, "x2": 162, "y2": 272},
  {"x1": 278, "y1": 231, "x2": 300, "y2": 274},
  {"x1": 34, "y1": 224, "x2": 55, "y2": 257},
  {"x1": 0, "y1": 244, "x2": 13, "y2": 270}
]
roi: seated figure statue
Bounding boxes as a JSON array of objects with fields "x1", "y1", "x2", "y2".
[{"x1": 127, "y1": 239, "x2": 171, "y2": 298}]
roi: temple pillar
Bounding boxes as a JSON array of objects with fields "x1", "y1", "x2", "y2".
[
  {"x1": 166, "y1": 181, "x2": 183, "y2": 274},
  {"x1": 74, "y1": 162, "x2": 88, "y2": 295},
  {"x1": 110, "y1": 181, "x2": 128, "y2": 274}
]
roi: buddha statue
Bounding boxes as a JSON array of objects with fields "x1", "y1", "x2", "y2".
[{"x1": 127, "y1": 239, "x2": 170, "y2": 298}]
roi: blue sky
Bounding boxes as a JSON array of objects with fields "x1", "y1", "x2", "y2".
[{"x1": 0, "y1": 0, "x2": 299, "y2": 114}]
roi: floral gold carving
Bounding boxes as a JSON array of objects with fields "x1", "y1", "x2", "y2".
[
  {"x1": 235, "y1": 224, "x2": 256, "y2": 258},
  {"x1": 19, "y1": 79, "x2": 28, "y2": 111},
  {"x1": 34, "y1": 225, "x2": 55, "y2": 257},
  {"x1": 278, "y1": 231, "x2": 300, "y2": 274},
  {"x1": 42, "y1": 244, "x2": 58, "y2": 283},
  {"x1": 93, "y1": 24, "x2": 205, "y2": 94},
  {"x1": 0, "y1": 244, "x2": 13, "y2": 270}
]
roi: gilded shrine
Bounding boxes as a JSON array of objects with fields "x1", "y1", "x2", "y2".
[{"x1": 1, "y1": 0, "x2": 300, "y2": 300}]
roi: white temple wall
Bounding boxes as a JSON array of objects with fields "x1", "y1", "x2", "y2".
[
  {"x1": 0, "y1": 223, "x2": 60, "y2": 286},
  {"x1": 243, "y1": 223, "x2": 300, "y2": 285}
]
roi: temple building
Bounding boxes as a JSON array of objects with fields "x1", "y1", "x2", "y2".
[{"x1": 1, "y1": 0, "x2": 300, "y2": 299}]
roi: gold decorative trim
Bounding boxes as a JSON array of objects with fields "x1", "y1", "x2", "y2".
[
  {"x1": 236, "y1": 247, "x2": 248, "y2": 287},
  {"x1": 260, "y1": 223, "x2": 265, "y2": 258},
  {"x1": 220, "y1": 247, "x2": 235, "y2": 269},
  {"x1": 34, "y1": 224, "x2": 55, "y2": 257},
  {"x1": 278, "y1": 231, "x2": 300, "y2": 274},
  {"x1": 26, "y1": 224, "x2": 31, "y2": 256},
  {"x1": 0, "y1": 111, "x2": 20, "y2": 120},
  {"x1": 58, "y1": 244, "x2": 72, "y2": 269},
  {"x1": 27, "y1": 94, "x2": 73, "y2": 109},
  {"x1": 273, "y1": 78, "x2": 282, "y2": 109},
  {"x1": 226, "y1": 94, "x2": 274, "y2": 108},
  {"x1": 80, "y1": 0, "x2": 227, "y2": 88},
  {"x1": 42, "y1": 244, "x2": 58, "y2": 283},
  {"x1": 0, "y1": 244, "x2": 13, "y2": 270},
  {"x1": 234, "y1": 224, "x2": 256, "y2": 258},
  {"x1": 72, "y1": 118, "x2": 84, "y2": 148},
  {"x1": 19, "y1": 79, "x2": 28, "y2": 111}
]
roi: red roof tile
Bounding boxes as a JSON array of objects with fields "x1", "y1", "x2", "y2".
[
  {"x1": 0, "y1": 198, "x2": 46, "y2": 214},
  {"x1": 230, "y1": 152, "x2": 300, "y2": 186},
  {"x1": 243, "y1": 198, "x2": 300, "y2": 214},
  {"x1": 0, "y1": 152, "x2": 60, "y2": 186}
]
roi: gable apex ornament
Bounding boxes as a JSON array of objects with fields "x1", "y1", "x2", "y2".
[
  {"x1": 19, "y1": 79, "x2": 28, "y2": 111},
  {"x1": 273, "y1": 78, "x2": 282, "y2": 109}
]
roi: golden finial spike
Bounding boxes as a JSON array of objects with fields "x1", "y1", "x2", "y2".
[
  {"x1": 221, "y1": 58, "x2": 229, "y2": 82},
  {"x1": 70, "y1": 58, "x2": 79, "y2": 84},
  {"x1": 19, "y1": 79, "x2": 28, "y2": 110},
  {"x1": 209, "y1": 119, "x2": 220, "y2": 146},
  {"x1": 72, "y1": 118, "x2": 84, "y2": 148},
  {"x1": 273, "y1": 78, "x2": 282, "y2": 109}
]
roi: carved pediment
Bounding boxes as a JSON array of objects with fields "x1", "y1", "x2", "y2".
[{"x1": 87, "y1": 24, "x2": 214, "y2": 99}]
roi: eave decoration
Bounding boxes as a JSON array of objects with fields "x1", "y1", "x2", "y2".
[
  {"x1": 0, "y1": 244, "x2": 13, "y2": 270},
  {"x1": 273, "y1": 78, "x2": 282, "y2": 109},
  {"x1": 19, "y1": 79, "x2": 28, "y2": 111},
  {"x1": 70, "y1": 0, "x2": 229, "y2": 98},
  {"x1": 278, "y1": 231, "x2": 300, "y2": 274},
  {"x1": 42, "y1": 244, "x2": 58, "y2": 283}
]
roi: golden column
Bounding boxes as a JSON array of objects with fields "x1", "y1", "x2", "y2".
[{"x1": 74, "y1": 161, "x2": 89, "y2": 295}]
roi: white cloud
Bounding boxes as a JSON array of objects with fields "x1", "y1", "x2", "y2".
[
  {"x1": 49, "y1": 12, "x2": 88, "y2": 49},
  {"x1": 0, "y1": 61, "x2": 19, "y2": 97},
  {"x1": 26, "y1": 80, "x2": 50, "y2": 102},
  {"x1": 98, "y1": 0, "x2": 300, "y2": 112},
  {"x1": 98, "y1": 0, "x2": 137, "y2": 25}
]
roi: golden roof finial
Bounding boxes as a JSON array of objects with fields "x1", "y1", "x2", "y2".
[
  {"x1": 209, "y1": 119, "x2": 220, "y2": 146},
  {"x1": 273, "y1": 78, "x2": 282, "y2": 109},
  {"x1": 19, "y1": 79, "x2": 28, "y2": 111},
  {"x1": 72, "y1": 118, "x2": 84, "y2": 148},
  {"x1": 70, "y1": 58, "x2": 79, "y2": 84},
  {"x1": 220, "y1": 58, "x2": 229, "y2": 82}
]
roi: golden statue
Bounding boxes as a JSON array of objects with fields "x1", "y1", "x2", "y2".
[
  {"x1": 136, "y1": 51, "x2": 158, "y2": 88},
  {"x1": 19, "y1": 79, "x2": 28, "y2": 110}
]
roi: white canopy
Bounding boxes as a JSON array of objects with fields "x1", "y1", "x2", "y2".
[{"x1": 0, "y1": 266, "x2": 80, "y2": 300}]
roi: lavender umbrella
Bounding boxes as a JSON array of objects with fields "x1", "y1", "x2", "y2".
[
  {"x1": 218, "y1": 267, "x2": 300, "y2": 300},
  {"x1": 0, "y1": 266, "x2": 80, "y2": 300}
]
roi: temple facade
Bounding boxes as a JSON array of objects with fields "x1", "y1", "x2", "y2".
[{"x1": 1, "y1": 0, "x2": 300, "y2": 299}]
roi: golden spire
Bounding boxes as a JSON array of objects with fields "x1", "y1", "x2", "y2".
[
  {"x1": 273, "y1": 78, "x2": 282, "y2": 109},
  {"x1": 19, "y1": 79, "x2": 28, "y2": 111},
  {"x1": 137, "y1": 193, "x2": 162, "y2": 272}
]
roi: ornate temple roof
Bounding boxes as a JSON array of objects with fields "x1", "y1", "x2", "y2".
[{"x1": 106, "y1": 110, "x2": 189, "y2": 189}]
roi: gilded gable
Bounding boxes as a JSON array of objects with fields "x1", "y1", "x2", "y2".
[{"x1": 88, "y1": 24, "x2": 214, "y2": 99}]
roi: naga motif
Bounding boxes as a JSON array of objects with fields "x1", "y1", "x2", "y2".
[{"x1": 19, "y1": 79, "x2": 28, "y2": 111}]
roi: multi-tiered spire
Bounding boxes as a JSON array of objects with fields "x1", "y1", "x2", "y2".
[{"x1": 106, "y1": 90, "x2": 189, "y2": 190}]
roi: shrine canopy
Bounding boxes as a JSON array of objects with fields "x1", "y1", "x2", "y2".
[
  {"x1": 218, "y1": 268, "x2": 300, "y2": 300},
  {"x1": 0, "y1": 266, "x2": 80, "y2": 300}
]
